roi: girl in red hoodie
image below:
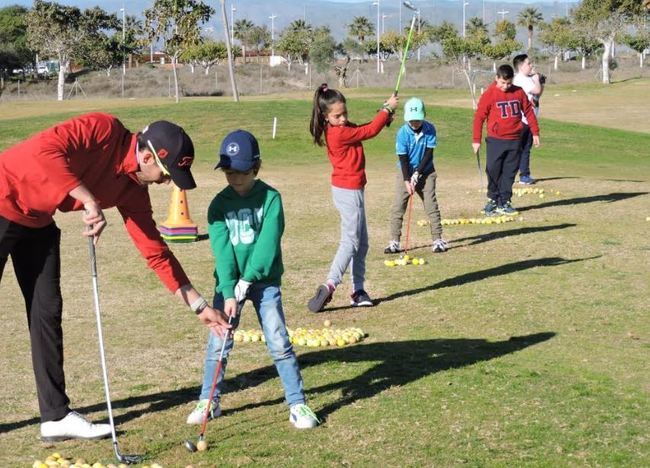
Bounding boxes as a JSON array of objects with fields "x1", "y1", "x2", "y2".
[{"x1": 307, "y1": 84, "x2": 398, "y2": 312}]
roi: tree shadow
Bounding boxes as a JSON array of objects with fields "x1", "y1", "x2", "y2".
[
  {"x1": 599, "y1": 178, "x2": 647, "y2": 183},
  {"x1": 453, "y1": 223, "x2": 577, "y2": 247},
  {"x1": 517, "y1": 192, "x2": 648, "y2": 213},
  {"x1": 374, "y1": 256, "x2": 598, "y2": 305},
  {"x1": 2, "y1": 333, "x2": 555, "y2": 433}
]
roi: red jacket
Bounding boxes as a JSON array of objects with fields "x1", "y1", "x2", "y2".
[
  {"x1": 0, "y1": 112, "x2": 190, "y2": 292},
  {"x1": 472, "y1": 82, "x2": 540, "y2": 143},
  {"x1": 324, "y1": 110, "x2": 390, "y2": 189}
]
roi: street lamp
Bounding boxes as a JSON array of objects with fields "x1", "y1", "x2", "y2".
[
  {"x1": 269, "y1": 14, "x2": 277, "y2": 58},
  {"x1": 462, "y1": 1, "x2": 469, "y2": 38},
  {"x1": 398, "y1": 0, "x2": 402, "y2": 32},
  {"x1": 417, "y1": 9, "x2": 421, "y2": 62},
  {"x1": 497, "y1": 9, "x2": 509, "y2": 21},
  {"x1": 382, "y1": 13, "x2": 388, "y2": 34},
  {"x1": 373, "y1": 0, "x2": 380, "y2": 73},
  {"x1": 230, "y1": 3, "x2": 236, "y2": 44},
  {"x1": 120, "y1": 2, "x2": 125, "y2": 98}
]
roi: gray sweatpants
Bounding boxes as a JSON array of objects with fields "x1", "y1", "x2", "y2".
[
  {"x1": 327, "y1": 186, "x2": 368, "y2": 292},
  {"x1": 389, "y1": 170, "x2": 443, "y2": 241}
]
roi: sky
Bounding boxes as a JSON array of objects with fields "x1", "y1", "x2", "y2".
[{"x1": 0, "y1": 0, "x2": 571, "y2": 6}]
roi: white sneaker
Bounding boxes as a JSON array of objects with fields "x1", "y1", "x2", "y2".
[
  {"x1": 40, "y1": 411, "x2": 112, "y2": 441},
  {"x1": 432, "y1": 238, "x2": 449, "y2": 253},
  {"x1": 289, "y1": 403, "x2": 319, "y2": 429},
  {"x1": 186, "y1": 399, "x2": 221, "y2": 425}
]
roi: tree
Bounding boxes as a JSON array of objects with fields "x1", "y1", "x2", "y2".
[
  {"x1": 276, "y1": 25, "x2": 311, "y2": 71},
  {"x1": 539, "y1": 18, "x2": 573, "y2": 71},
  {"x1": 495, "y1": 19, "x2": 517, "y2": 41},
  {"x1": 144, "y1": 0, "x2": 214, "y2": 103},
  {"x1": 517, "y1": 7, "x2": 543, "y2": 51},
  {"x1": 183, "y1": 39, "x2": 227, "y2": 74},
  {"x1": 573, "y1": 0, "x2": 644, "y2": 83},
  {"x1": 27, "y1": 1, "x2": 116, "y2": 101},
  {"x1": 623, "y1": 32, "x2": 650, "y2": 68},
  {"x1": 0, "y1": 5, "x2": 32, "y2": 79},
  {"x1": 466, "y1": 17, "x2": 489, "y2": 41},
  {"x1": 233, "y1": 18, "x2": 255, "y2": 63},
  {"x1": 247, "y1": 25, "x2": 270, "y2": 63},
  {"x1": 483, "y1": 39, "x2": 520, "y2": 71},
  {"x1": 309, "y1": 26, "x2": 336, "y2": 73},
  {"x1": 348, "y1": 16, "x2": 375, "y2": 44},
  {"x1": 566, "y1": 27, "x2": 601, "y2": 69}
]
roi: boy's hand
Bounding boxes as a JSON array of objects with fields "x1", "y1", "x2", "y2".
[
  {"x1": 224, "y1": 298, "x2": 239, "y2": 318},
  {"x1": 472, "y1": 143, "x2": 481, "y2": 154},
  {"x1": 533, "y1": 135, "x2": 540, "y2": 147},
  {"x1": 234, "y1": 279, "x2": 251, "y2": 303},
  {"x1": 404, "y1": 180, "x2": 414, "y2": 195}
]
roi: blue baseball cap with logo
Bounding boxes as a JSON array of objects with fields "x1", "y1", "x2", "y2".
[
  {"x1": 404, "y1": 97, "x2": 426, "y2": 122},
  {"x1": 215, "y1": 130, "x2": 261, "y2": 172}
]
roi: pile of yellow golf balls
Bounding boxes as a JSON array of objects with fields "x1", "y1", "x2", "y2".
[
  {"x1": 384, "y1": 254, "x2": 426, "y2": 267},
  {"x1": 288, "y1": 326, "x2": 366, "y2": 347},
  {"x1": 436, "y1": 215, "x2": 520, "y2": 226},
  {"x1": 32, "y1": 453, "x2": 164, "y2": 468},
  {"x1": 513, "y1": 187, "x2": 561, "y2": 198}
]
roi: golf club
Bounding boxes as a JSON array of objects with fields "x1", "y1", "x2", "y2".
[
  {"x1": 184, "y1": 303, "x2": 241, "y2": 453},
  {"x1": 394, "y1": 1, "x2": 419, "y2": 95},
  {"x1": 88, "y1": 237, "x2": 143, "y2": 465},
  {"x1": 474, "y1": 148, "x2": 484, "y2": 190},
  {"x1": 402, "y1": 193, "x2": 414, "y2": 256}
]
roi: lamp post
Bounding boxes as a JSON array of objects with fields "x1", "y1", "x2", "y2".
[
  {"x1": 373, "y1": 0, "x2": 380, "y2": 73},
  {"x1": 382, "y1": 13, "x2": 388, "y2": 34},
  {"x1": 269, "y1": 14, "x2": 277, "y2": 58},
  {"x1": 120, "y1": 1, "x2": 125, "y2": 98},
  {"x1": 230, "y1": 3, "x2": 236, "y2": 44},
  {"x1": 417, "y1": 9, "x2": 421, "y2": 62},
  {"x1": 497, "y1": 9, "x2": 509, "y2": 21},
  {"x1": 398, "y1": 0, "x2": 402, "y2": 32},
  {"x1": 462, "y1": 1, "x2": 469, "y2": 38}
]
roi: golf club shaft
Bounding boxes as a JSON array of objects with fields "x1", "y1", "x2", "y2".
[
  {"x1": 88, "y1": 238, "x2": 121, "y2": 459},
  {"x1": 475, "y1": 149, "x2": 484, "y2": 189},
  {"x1": 394, "y1": 15, "x2": 417, "y2": 95},
  {"x1": 404, "y1": 193, "x2": 414, "y2": 254}
]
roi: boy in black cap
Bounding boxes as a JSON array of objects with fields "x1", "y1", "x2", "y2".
[
  {"x1": 0, "y1": 112, "x2": 230, "y2": 441},
  {"x1": 187, "y1": 129, "x2": 319, "y2": 429}
]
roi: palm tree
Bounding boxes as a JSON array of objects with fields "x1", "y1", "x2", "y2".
[
  {"x1": 288, "y1": 19, "x2": 312, "y2": 34},
  {"x1": 348, "y1": 16, "x2": 375, "y2": 43},
  {"x1": 465, "y1": 17, "x2": 488, "y2": 40},
  {"x1": 517, "y1": 7, "x2": 543, "y2": 51},
  {"x1": 233, "y1": 18, "x2": 255, "y2": 62}
]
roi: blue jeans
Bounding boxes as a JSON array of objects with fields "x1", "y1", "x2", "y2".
[{"x1": 199, "y1": 283, "x2": 305, "y2": 407}]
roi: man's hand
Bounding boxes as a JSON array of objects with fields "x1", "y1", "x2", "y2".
[
  {"x1": 533, "y1": 135, "x2": 541, "y2": 147},
  {"x1": 82, "y1": 200, "x2": 107, "y2": 245},
  {"x1": 234, "y1": 279, "x2": 251, "y2": 304},
  {"x1": 197, "y1": 305, "x2": 231, "y2": 337},
  {"x1": 472, "y1": 142, "x2": 481, "y2": 155}
]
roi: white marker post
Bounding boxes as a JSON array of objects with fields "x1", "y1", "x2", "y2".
[{"x1": 272, "y1": 117, "x2": 277, "y2": 139}]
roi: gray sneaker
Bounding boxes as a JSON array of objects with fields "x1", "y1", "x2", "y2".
[
  {"x1": 41, "y1": 411, "x2": 111, "y2": 442},
  {"x1": 483, "y1": 199, "x2": 498, "y2": 216},
  {"x1": 186, "y1": 399, "x2": 222, "y2": 425},
  {"x1": 384, "y1": 240, "x2": 401, "y2": 254},
  {"x1": 432, "y1": 238, "x2": 449, "y2": 253}
]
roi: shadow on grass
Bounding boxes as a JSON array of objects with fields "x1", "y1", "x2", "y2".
[
  {"x1": 1, "y1": 331, "x2": 556, "y2": 434},
  {"x1": 535, "y1": 176, "x2": 580, "y2": 182},
  {"x1": 453, "y1": 223, "x2": 577, "y2": 247},
  {"x1": 517, "y1": 191, "x2": 648, "y2": 212}
]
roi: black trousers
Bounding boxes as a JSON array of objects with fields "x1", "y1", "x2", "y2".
[
  {"x1": 518, "y1": 125, "x2": 533, "y2": 177},
  {"x1": 485, "y1": 137, "x2": 522, "y2": 205},
  {"x1": 0, "y1": 216, "x2": 70, "y2": 422}
]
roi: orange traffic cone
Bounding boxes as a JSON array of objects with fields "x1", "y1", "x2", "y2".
[{"x1": 158, "y1": 184, "x2": 198, "y2": 243}]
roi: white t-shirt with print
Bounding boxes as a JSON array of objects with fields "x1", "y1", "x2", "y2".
[{"x1": 513, "y1": 73, "x2": 540, "y2": 124}]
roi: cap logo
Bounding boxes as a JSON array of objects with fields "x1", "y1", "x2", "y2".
[
  {"x1": 226, "y1": 142, "x2": 239, "y2": 156},
  {"x1": 177, "y1": 156, "x2": 193, "y2": 167},
  {"x1": 410, "y1": 107, "x2": 419, "y2": 112},
  {"x1": 158, "y1": 148, "x2": 169, "y2": 159}
]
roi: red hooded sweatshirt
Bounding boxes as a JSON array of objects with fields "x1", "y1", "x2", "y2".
[
  {"x1": 0, "y1": 112, "x2": 189, "y2": 292},
  {"x1": 472, "y1": 82, "x2": 540, "y2": 143}
]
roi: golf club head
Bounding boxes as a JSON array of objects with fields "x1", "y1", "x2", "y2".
[
  {"x1": 184, "y1": 439, "x2": 198, "y2": 453},
  {"x1": 403, "y1": 0, "x2": 418, "y2": 12},
  {"x1": 117, "y1": 453, "x2": 143, "y2": 465}
]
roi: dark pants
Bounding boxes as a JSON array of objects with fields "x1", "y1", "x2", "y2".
[
  {"x1": 0, "y1": 216, "x2": 70, "y2": 422},
  {"x1": 485, "y1": 137, "x2": 522, "y2": 205},
  {"x1": 518, "y1": 125, "x2": 533, "y2": 178}
]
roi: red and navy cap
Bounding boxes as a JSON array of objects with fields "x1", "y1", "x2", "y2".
[{"x1": 141, "y1": 121, "x2": 197, "y2": 190}]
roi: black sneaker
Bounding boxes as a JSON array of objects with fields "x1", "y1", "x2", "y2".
[
  {"x1": 350, "y1": 289, "x2": 373, "y2": 307},
  {"x1": 496, "y1": 201, "x2": 518, "y2": 216},
  {"x1": 483, "y1": 199, "x2": 498, "y2": 216},
  {"x1": 308, "y1": 284, "x2": 333, "y2": 312}
]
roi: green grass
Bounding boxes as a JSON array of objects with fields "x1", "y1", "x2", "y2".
[{"x1": 0, "y1": 93, "x2": 648, "y2": 467}]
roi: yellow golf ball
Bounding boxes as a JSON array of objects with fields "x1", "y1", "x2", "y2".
[{"x1": 197, "y1": 440, "x2": 208, "y2": 451}]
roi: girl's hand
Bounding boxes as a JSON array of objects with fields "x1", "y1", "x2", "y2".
[{"x1": 386, "y1": 94, "x2": 399, "y2": 112}]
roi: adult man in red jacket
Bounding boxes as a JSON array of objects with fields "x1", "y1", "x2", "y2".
[
  {"x1": 0, "y1": 113, "x2": 230, "y2": 441},
  {"x1": 472, "y1": 64, "x2": 540, "y2": 216}
]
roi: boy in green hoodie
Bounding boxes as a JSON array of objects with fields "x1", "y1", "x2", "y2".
[{"x1": 186, "y1": 130, "x2": 319, "y2": 429}]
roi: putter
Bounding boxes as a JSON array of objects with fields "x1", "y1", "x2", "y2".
[
  {"x1": 184, "y1": 302, "x2": 242, "y2": 453},
  {"x1": 475, "y1": 148, "x2": 484, "y2": 190},
  {"x1": 88, "y1": 237, "x2": 143, "y2": 465}
]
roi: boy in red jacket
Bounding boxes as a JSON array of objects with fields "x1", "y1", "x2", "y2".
[{"x1": 472, "y1": 64, "x2": 540, "y2": 215}]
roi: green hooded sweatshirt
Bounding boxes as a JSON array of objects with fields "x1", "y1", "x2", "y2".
[{"x1": 207, "y1": 179, "x2": 284, "y2": 299}]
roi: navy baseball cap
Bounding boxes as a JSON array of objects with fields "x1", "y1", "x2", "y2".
[
  {"x1": 141, "y1": 121, "x2": 197, "y2": 190},
  {"x1": 216, "y1": 130, "x2": 260, "y2": 172}
]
